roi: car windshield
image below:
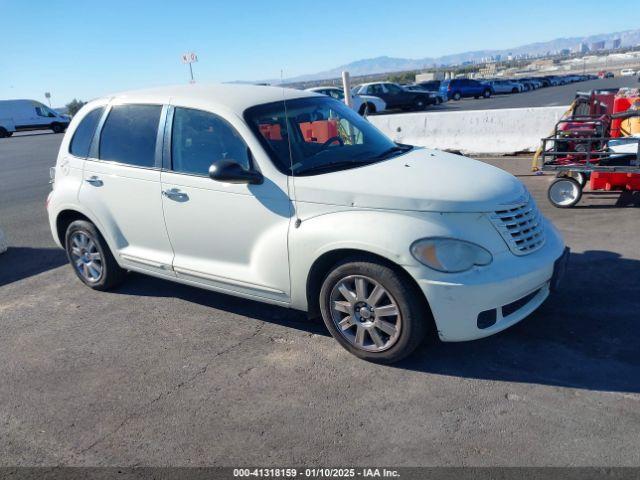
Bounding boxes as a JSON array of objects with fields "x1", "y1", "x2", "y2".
[{"x1": 244, "y1": 96, "x2": 409, "y2": 176}]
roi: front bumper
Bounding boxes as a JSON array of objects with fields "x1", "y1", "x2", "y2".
[{"x1": 407, "y1": 220, "x2": 566, "y2": 342}]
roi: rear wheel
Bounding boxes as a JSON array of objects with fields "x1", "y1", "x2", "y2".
[
  {"x1": 483, "y1": 89, "x2": 491, "y2": 98},
  {"x1": 0, "y1": 127, "x2": 8, "y2": 138},
  {"x1": 358, "y1": 103, "x2": 376, "y2": 115},
  {"x1": 548, "y1": 177, "x2": 582, "y2": 208},
  {"x1": 319, "y1": 257, "x2": 428, "y2": 363},
  {"x1": 64, "y1": 220, "x2": 126, "y2": 290},
  {"x1": 511, "y1": 88, "x2": 519, "y2": 93},
  {"x1": 452, "y1": 92, "x2": 462, "y2": 101}
]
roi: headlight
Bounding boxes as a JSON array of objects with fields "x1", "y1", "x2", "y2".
[{"x1": 410, "y1": 238, "x2": 492, "y2": 273}]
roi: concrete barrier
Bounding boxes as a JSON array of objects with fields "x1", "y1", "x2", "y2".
[
  {"x1": 369, "y1": 106, "x2": 569, "y2": 155},
  {"x1": 0, "y1": 227, "x2": 7, "y2": 254}
]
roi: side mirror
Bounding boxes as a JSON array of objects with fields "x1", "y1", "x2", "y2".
[{"x1": 209, "y1": 159, "x2": 263, "y2": 185}]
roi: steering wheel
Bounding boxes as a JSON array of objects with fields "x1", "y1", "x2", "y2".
[{"x1": 320, "y1": 136, "x2": 344, "y2": 150}]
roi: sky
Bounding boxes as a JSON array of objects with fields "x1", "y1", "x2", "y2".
[{"x1": 1, "y1": 0, "x2": 637, "y2": 106}]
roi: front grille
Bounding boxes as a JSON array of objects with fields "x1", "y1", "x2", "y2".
[{"x1": 490, "y1": 193, "x2": 545, "y2": 256}]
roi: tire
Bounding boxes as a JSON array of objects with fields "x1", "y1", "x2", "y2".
[
  {"x1": 64, "y1": 220, "x2": 126, "y2": 290},
  {"x1": 548, "y1": 177, "x2": 582, "y2": 208},
  {"x1": 319, "y1": 257, "x2": 428, "y2": 363},
  {"x1": 483, "y1": 89, "x2": 491, "y2": 98},
  {"x1": 358, "y1": 103, "x2": 376, "y2": 115},
  {"x1": 0, "y1": 127, "x2": 8, "y2": 138},
  {"x1": 557, "y1": 171, "x2": 588, "y2": 188},
  {"x1": 452, "y1": 92, "x2": 462, "y2": 101},
  {"x1": 6, "y1": 131, "x2": 13, "y2": 137},
  {"x1": 511, "y1": 88, "x2": 519, "y2": 94},
  {"x1": 51, "y1": 123, "x2": 65, "y2": 134},
  {"x1": 414, "y1": 97, "x2": 426, "y2": 110}
]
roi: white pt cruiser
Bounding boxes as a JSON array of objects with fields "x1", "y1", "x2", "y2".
[{"x1": 47, "y1": 84, "x2": 568, "y2": 363}]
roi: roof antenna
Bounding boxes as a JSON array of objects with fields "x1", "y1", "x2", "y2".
[{"x1": 281, "y1": 69, "x2": 301, "y2": 228}]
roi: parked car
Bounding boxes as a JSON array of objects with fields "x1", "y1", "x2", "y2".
[
  {"x1": 0, "y1": 99, "x2": 70, "y2": 137},
  {"x1": 47, "y1": 84, "x2": 567, "y2": 363},
  {"x1": 486, "y1": 80, "x2": 523, "y2": 94},
  {"x1": 516, "y1": 78, "x2": 542, "y2": 91},
  {"x1": 403, "y1": 82, "x2": 447, "y2": 104},
  {"x1": 354, "y1": 82, "x2": 437, "y2": 111},
  {"x1": 620, "y1": 69, "x2": 637, "y2": 77},
  {"x1": 305, "y1": 86, "x2": 386, "y2": 115},
  {"x1": 439, "y1": 79, "x2": 493, "y2": 101}
]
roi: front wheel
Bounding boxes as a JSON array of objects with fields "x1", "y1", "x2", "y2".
[
  {"x1": 452, "y1": 92, "x2": 462, "y2": 101},
  {"x1": 548, "y1": 177, "x2": 582, "y2": 208},
  {"x1": 483, "y1": 89, "x2": 491, "y2": 98},
  {"x1": 319, "y1": 258, "x2": 428, "y2": 363},
  {"x1": 51, "y1": 123, "x2": 66, "y2": 133},
  {"x1": 65, "y1": 220, "x2": 126, "y2": 290}
]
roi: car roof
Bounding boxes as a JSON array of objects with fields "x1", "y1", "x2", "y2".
[{"x1": 96, "y1": 83, "x2": 319, "y2": 115}]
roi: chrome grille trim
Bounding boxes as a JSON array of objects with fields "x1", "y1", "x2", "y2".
[{"x1": 490, "y1": 193, "x2": 545, "y2": 256}]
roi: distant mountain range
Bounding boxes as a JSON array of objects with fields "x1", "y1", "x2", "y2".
[{"x1": 259, "y1": 28, "x2": 640, "y2": 84}]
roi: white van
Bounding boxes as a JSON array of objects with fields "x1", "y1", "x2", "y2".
[
  {"x1": 46, "y1": 84, "x2": 568, "y2": 363},
  {"x1": 0, "y1": 99, "x2": 70, "y2": 137}
]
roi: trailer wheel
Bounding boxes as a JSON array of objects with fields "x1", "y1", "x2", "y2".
[
  {"x1": 548, "y1": 177, "x2": 582, "y2": 208},
  {"x1": 557, "y1": 171, "x2": 588, "y2": 188}
]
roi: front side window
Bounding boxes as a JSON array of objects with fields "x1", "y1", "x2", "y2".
[
  {"x1": 326, "y1": 89, "x2": 344, "y2": 100},
  {"x1": 99, "y1": 104, "x2": 162, "y2": 168},
  {"x1": 35, "y1": 105, "x2": 56, "y2": 118},
  {"x1": 69, "y1": 107, "x2": 104, "y2": 157},
  {"x1": 367, "y1": 84, "x2": 384, "y2": 96},
  {"x1": 385, "y1": 84, "x2": 402, "y2": 94},
  {"x1": 171, "y1": 107, "x2": 251, "y2": 176},
  {"x1": 245, "y1": 97, "x2": 409, "y2": 176}
]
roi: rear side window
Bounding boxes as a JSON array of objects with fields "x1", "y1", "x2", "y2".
[
  {"x1": 99, "y1": 104, "x2": 162, "y2": 167},
  {"x1": 171, "y1": 107, "x2": 251, "y2": 176},
  {"x1": 69, "y1": 107, "x2": 104, "y2": 157}
]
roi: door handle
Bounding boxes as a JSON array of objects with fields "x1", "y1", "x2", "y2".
[
  {"x1": 162, "y1": 188, "x2": 189, "y2": 201},
  {"x1": 85, "y1": 176, "x2": 103, "y2": 187}
]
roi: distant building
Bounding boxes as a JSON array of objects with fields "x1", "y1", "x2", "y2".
[
  {"x1": 560, "y1": 49, "x2": 571, "y2": 56},
  {"x1": 590, "y1": 40, "x2": 605, "y2": 51},
  {"x1": 415, "y1": 72, "x2": 445, "y2": 82},
  {"x1": 612, "y1": 38, "x2": 622, "y2": 49},
  {"x1": 575, "y1": 42, "x2": 589, "y2": 54}
]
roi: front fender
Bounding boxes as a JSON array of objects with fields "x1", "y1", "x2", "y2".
[{"x1": 288, "y1": 207, "x2": 504, "y2": 310}]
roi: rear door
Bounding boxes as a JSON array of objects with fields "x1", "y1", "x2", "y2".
[{"x1": 79, "y1": 102, "x2": 175, "y2": 276}]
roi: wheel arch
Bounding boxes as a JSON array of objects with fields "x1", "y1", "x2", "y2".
[
  {"x1": 305, "y1": 248, "x2": 432, "y2": 321},
  {"x1": 55, "y1": 209, "x2": 94, "y2": 246}
]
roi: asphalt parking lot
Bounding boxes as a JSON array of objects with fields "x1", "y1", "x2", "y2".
[
  {"x1": 412, "y1": 75, "x2": 640, "y2": 112},
  {"x1": 1, "y1": 133, "x2": 639, "y2": 466}
]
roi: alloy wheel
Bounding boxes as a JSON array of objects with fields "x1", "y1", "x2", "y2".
[
  {"x1": 69, "y1": 231, "x2": 103, "y2": 282},
  {"x1": 328, "y1": 275, "x2": 402, "y2": 352}
]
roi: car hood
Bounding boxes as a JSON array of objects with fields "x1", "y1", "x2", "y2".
[{"x1": 293, "y1": 147, "x2": 526, "y2": 212}]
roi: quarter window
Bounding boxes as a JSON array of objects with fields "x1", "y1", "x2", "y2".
[
  {"x1": 171, "y1": 107, "x2": 251, "y2": 176},
  {"x1": 69, "y1": 107, "x2": 104, "y2": 157},
  {"x1": 99, "y1": 104, "x2": 162, "y2": 168}
]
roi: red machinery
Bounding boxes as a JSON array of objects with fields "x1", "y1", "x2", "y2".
[{"x1": 538, "y1": 88, "x2": 640, "y2": 207}]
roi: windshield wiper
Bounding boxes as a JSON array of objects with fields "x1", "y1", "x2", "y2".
[
  {"x1": 294, "y1": 160, "x2": 366, "y2": 176},
  {"x1": 372, "y1": 144, "x2": 412, "y2": 160}
]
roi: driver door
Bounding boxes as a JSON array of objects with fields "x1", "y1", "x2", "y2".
[{"x1": 160, "y1": 106, "x2": 292, "y2": 303}]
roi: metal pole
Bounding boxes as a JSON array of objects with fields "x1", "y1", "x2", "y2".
[
  {"x1": 189, "y1": 63, "x2": 194, "y2": 83},
  {"x1": 341, "y1": 71, "x2": 352, "y2": 108}
]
